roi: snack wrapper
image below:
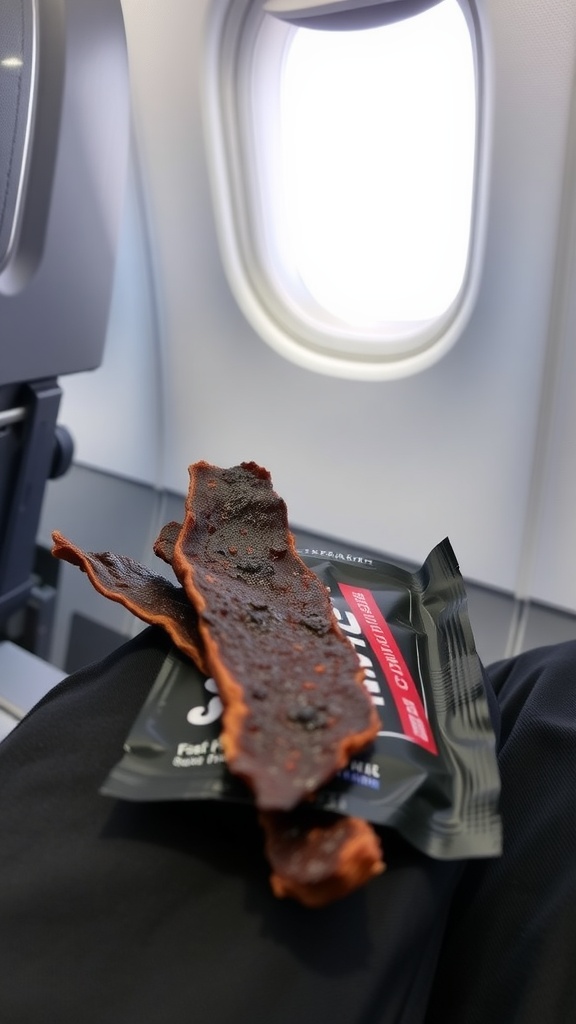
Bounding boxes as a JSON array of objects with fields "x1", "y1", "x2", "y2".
[{"x1": 101, "y1": 538, "x2": 502, "y2": 860}]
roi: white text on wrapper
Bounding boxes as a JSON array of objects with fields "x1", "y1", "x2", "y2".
[{"x1": 172, "y1": 737, "x2": 225, "y2": 768}]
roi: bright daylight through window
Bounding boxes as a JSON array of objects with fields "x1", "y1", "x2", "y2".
[
  {"x1": 280, "y1": 1, "x2": 476, "y2": 325},
  {"x1": 203, "y1": 0, "x2": 486, "y2": 379}
]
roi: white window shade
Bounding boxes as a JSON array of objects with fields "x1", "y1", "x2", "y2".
[
  {"x1": 202, "y1": 0, "x2": 491, "y2": 380},
  {"x1": 263, "y1": 0, "x2": 445, "y2": 30}
]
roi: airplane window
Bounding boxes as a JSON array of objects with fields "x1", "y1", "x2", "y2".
[
  {"x1": 203, "y1": 0, "x2": 488, "y2": 379},
  {"x1": 281, "y1": 3, "x2": 474, "y2": 324}
]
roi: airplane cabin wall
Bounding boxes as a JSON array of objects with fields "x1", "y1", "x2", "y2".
[{"x1": 53, "y1": 0, "x2": 576, "y2": 629}]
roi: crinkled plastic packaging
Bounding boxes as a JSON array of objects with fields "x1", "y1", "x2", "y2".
[{"x1": 101, "y1": 539, "x2": 502, "y2": 860}]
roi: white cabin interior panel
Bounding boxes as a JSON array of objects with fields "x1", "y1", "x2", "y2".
[{"x1": 58, "y1": 0, "x2": 576, "y2": 610}]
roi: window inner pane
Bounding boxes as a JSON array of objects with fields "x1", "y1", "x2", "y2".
[{"x1": 280, "y1": 1, "x2": 476, "y2": 327}]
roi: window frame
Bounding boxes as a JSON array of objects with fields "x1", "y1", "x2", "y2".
[{"x1": 202, "y1": 0, "x2": 492, "y2": 380}]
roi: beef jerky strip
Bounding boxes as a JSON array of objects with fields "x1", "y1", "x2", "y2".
[
  {"x1": 260, "y1": 807, "x2": 385, "y2": 908},
  {"x1": 156, "y1": 517, "x2": 386, "y2": 906},
  {"x1": 51, "y1": 531, "x2": 207, "y2": 673},
  {"x1": 163, "y1": 460, "x2": 380, "y2": 811},
  {"x1": 54, "y1": 526, "x2": 383, "y2": 907}
]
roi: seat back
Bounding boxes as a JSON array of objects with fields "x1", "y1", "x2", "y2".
[{"x1": 0, "y1": 0, "x2": 130, "y2": 627}]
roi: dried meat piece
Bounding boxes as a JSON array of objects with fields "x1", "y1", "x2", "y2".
[
  {"x1": 153, "y1": 520, "x2": 181, "y2": 567},
  {"x1": 260, "y1": 807, "x2": 385, "y2": 908},
  {"x1": 51, "y1": 531, "x2": 207, "y2": 673},
  {"x1": 166, "y1": 460, "x2": 380, "y2": 811},
  {"x1": 52, "y1": 513, "x2": 383, "y2": 907}
]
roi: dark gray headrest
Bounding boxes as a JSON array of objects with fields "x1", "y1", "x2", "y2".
[{"x1": 0, "y1": 0, "x2": 34, "y2": 270}]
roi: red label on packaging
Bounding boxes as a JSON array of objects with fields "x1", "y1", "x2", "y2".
[{"x1": 339, "y1": 584, "x2": 438, "y2": 755}]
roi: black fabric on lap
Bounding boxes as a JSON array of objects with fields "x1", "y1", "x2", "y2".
[
  {"x1": 2, "y1": 627, "x2": 573, "y2": 1023},
  {"x1": 0, "y1": 626, "x2": 461, "y2": 1024},
  {"x1": 425, "y1": 640, "x2": 576, "y2": 1024}
]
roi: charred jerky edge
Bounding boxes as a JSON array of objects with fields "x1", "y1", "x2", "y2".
[
  {"x1": 154, "y1": 520, "x2": 181, "y2": 567},
  {"x1": 168, "y1": 461, "x2": 380, "y2": 810},
  {"x1": 51, "y1": 531, "x2": 208, "y2": 673},
  {"x1": 260, "y1": 809, "x2": 385, "y2": 908}
]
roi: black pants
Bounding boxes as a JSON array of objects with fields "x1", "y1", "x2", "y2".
[
  {"x1": 0, "y1": 627, "x2": 573, "y2": 1023},
  {"x1": 425, "y1": 639, "x2": 576, "y2": 1023}
]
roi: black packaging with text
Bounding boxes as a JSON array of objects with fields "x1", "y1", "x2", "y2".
[{"x1": 101, "y1": 538, "x2": 502, "y2": 860}]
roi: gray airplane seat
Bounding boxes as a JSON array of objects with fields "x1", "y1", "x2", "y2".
[{"x1": 0, "y1": 0, "x2": 130, "y2": 725}]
